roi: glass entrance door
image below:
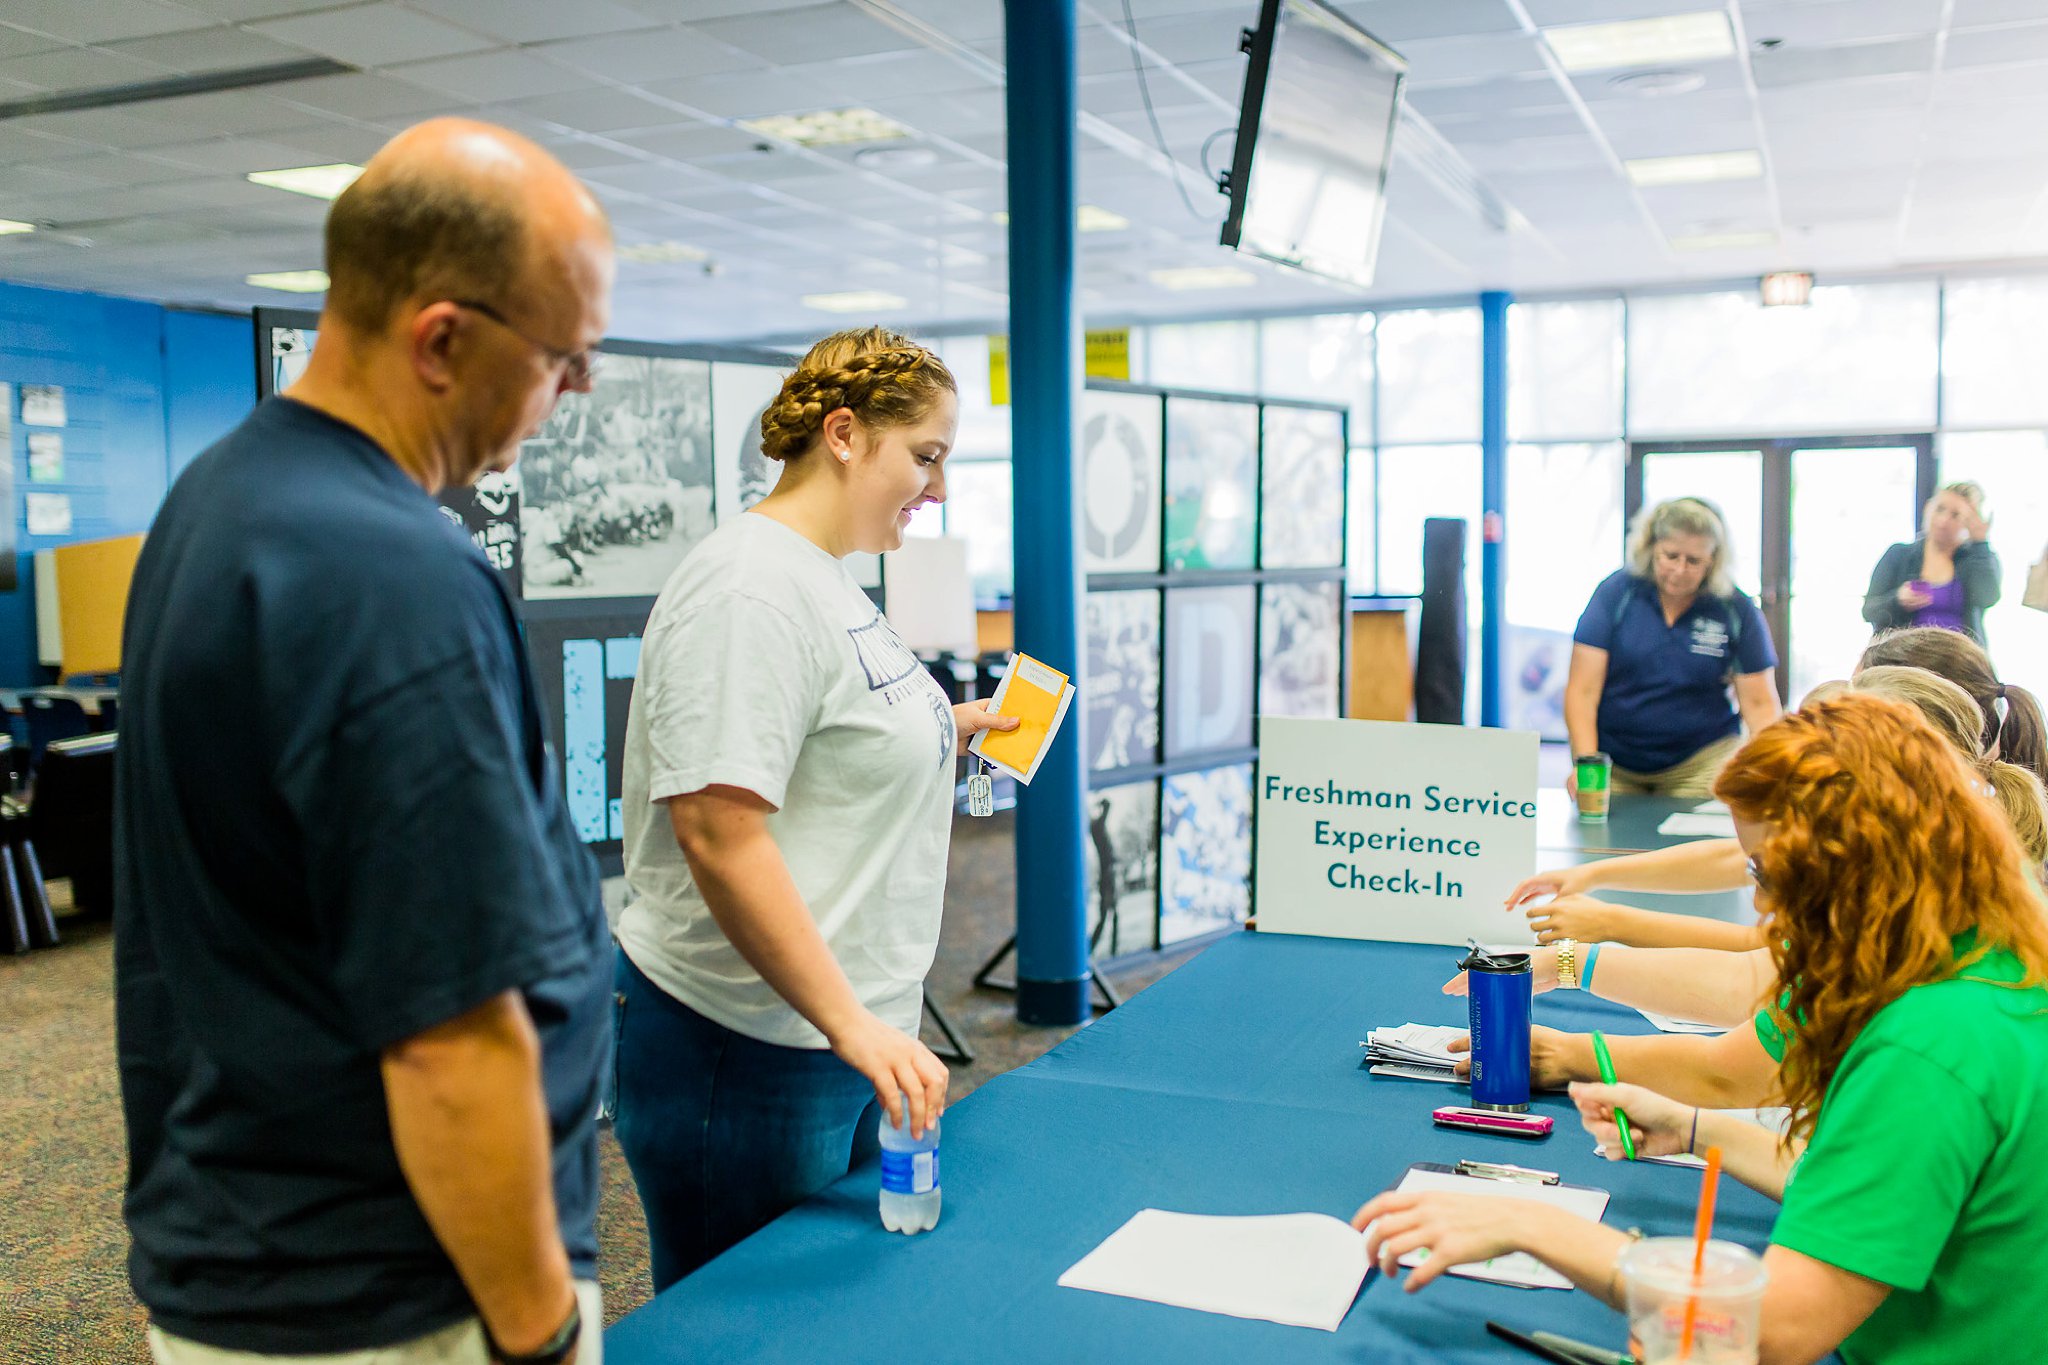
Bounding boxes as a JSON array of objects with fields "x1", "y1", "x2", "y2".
[{"x1": 1628, "y1": 435, "x2": 1934, "y2": 701}]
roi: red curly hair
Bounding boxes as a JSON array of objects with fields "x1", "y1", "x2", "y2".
[{"x1": 1713, "y1": 692, "x2": 2048, "y2": 1144}]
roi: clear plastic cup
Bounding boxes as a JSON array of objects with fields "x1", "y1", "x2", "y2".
[{"x1": 1621, "y1": 1237, "x2": 1768, "y2": 1365}]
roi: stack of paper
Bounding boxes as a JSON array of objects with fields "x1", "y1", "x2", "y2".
[
  {"x1": 1635, "y1": 1007, "x2": 1725, "y2": 1035},
  {"x1": 1059, "y1": 1210, "x2": 1368, "y2": 1331},
  {"x1": 1362, "y1": 1023, "x2": 1464, "y2": 1082},
  {"x1": 1656, "y1": 810, "x2": 1739, "y2": 838}
]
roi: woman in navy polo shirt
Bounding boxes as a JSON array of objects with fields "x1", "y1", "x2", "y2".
[{"x1": 1563, "y1": 496, "x2": 1780, "y2": 797}]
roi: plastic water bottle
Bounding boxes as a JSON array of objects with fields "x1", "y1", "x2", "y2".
[{"x1": 878, "y1": 1100, "x2": 941, "y2": 1234}]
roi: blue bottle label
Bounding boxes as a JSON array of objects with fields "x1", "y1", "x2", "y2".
[{"x1": 881, "y1": 1149, "x2": 939, "y2": 1195}]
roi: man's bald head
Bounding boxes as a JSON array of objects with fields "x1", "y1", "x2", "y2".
[{"x1": 323, "y1": 118, "x2": 611, "y2": 335}]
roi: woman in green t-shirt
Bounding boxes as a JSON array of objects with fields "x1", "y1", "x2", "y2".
[{"x1": 1353, "y1": 693, "x2": 2048, "y2": 1365}]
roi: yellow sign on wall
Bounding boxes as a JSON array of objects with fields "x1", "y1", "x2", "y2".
[{"x1": 987, "y1": 329, "x2": 1131, "y2": 405}]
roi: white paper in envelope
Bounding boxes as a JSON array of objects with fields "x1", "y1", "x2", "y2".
[{"x1": 1058, "y1": 1209, "x2": 1368, "y2": 1332}]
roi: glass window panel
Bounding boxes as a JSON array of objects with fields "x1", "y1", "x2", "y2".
[
  {"x1": 1940, "y1": 277, "x2": 2048, "y2": 429},
  {"x1": 1165, "y1": 397, "x2": 1258, "y2": 570},
  {"x1": 1627, "y1": 283, "x2": 1938, "y2": 436},
  {"x1": 1939, "y1": 430, "x2": 2048, "y2": 691},
  {"x1": 1638, "y1": 450, "x2": 1767, "y2": 598},
  {"x1": 1160, "y1": 762, "x2": 1252, "y2": 945},
  {"x1": 1378, "y1": 442, "x2": 1483, "y2": 721},
  {"x1": 1259, "y1": 581, "x2": 1343, "y2": 719},
  {"x1": 1375, "y1": 307, "x2": 1480, "y2": 444},
  {"x1": 1506, "y1": 442, "x2": 1626, "y2": 634},
  {"x1": 1143, "y1": 319, "x2": 1258, "y2": 393},
  {"x1": 1260, "y1": 405, "x2": 1346, "y2": 568},
  {"x1": 942, "y1": 460, "x2": 1012, "y2": 602},
  {"x1": 1084, "y1": 588, "x2": 1161, "y2": 773},
  {"x1": 1509, "y1": 299, "x2": 1623, "y2": 441},
  {"x1": 1257, "y1": 311, "x2": 1373, "y2": 435},
  {"x1": 1788, "y1": 445, "x2": 1921, "y2": 703},
  {"x1": 1085, "y1": 779, "x2": 1160, "y2": 960},
  {"x1": 1082, "y1": 389, "x2": 1164, "y2": 574},
  {"x1": 1164, "y1": 585, "x2": 1255, "y2": 758},
  {"x1": 1347, "y1": 447, "x2": 1376, "y2": 596},
  {"x1": 932, "y1": 333, "x2": 1011, "y2": 459}
]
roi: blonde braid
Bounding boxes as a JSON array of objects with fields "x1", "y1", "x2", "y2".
[{"x1": 757, "y1": 328, "x2": 955, "y2": 463}]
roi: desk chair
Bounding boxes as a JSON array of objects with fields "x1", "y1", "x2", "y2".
[
  {"x1": 22, "y1": 695, "x2": 90, "y2": 774},
  {"x1": 29, "y1": 732, "x2": 115, "y2": 922}
]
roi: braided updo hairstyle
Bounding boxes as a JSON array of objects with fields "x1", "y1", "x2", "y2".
[{"x1": 758, "y1": 327, "x2": 956, "y2": 462}]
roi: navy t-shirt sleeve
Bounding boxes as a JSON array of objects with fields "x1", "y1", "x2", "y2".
[
  {"x1": 277, "y1": 586, "x2": 580, "y2": 1053},
  {"x1": 1732, "y1": 592, "x2": 1778, "y2": 673},
  {"x1": 1573, "y1": 572, "x2": 1629, "y2": 650}
]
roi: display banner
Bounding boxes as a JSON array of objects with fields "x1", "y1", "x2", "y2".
[{"x1": 1254, "y1": 717, "x2": 1538, "y2": 945}]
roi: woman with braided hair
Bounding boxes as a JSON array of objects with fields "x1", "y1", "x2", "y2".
[{"x1": 611, "y1": 327, "x2": 1017, "y2": 1287}]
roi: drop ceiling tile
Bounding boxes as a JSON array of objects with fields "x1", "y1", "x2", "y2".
[
  {"x1": 686, "y1": 3, "x2": 921, "y2": 64},
  {"x1": 1434, "y1": 109, "x2": 1592, "y2": 142},
  {"x1": 584, "y1": 161, "x2": 729, "y2": 197},
  {"x1": 1399, "y1": 32, "x2": 1549, "y2": 83},
  {"x1": 1599, "y1": 118, "x2": 1762, "y2": 160},
  {"x1": 269, "y1": 71, "x2": 475, "y2": 121},
  {"x1": 1329, "y1": 0, "x2": 1524, "y2": 43},
  {"x1": 496, "y1": 88, "x2": 675, "y2": 135},
  {"x1": 1742, "y1": 0, "x2": 1945, "y2": 44},
  {"x1": 0, "y1": 162, "x2": 109, "y2": 196},
  {"x1": 127, "y1": 90, "x2": 311, "y2": 139},
  {"x1": 408, "y1": 0, "x2": 661, "y2": 45},
  {"x1": 35, "y1": 181, "x2": 222, "y2": 222},
  {"x1": 386, "y1": 50, "x2": 588, "y2": 103},
  {"x1": 1406, "y1": 73, "x2": 1571, "y2": 119},
  {"x1": 249, "y1": 4, "x2": 499, "y2": 68},
  {"x1": 1952, "y1": 0, "x2": 2048, "y2": 26},
  {"x1": 99, "y1": 24, "x2": 319, "y2": 72},
  {"x1": 29, "y1": 150, "x2": 199, "y2": 188},
  {"x1": 144, "y1": 134, "x2": 339, "y2": 174},
  {"x1": 613, "y1": 0, "x2": 824, "y2": 20},
  {"x1": 10, "y1": 106, "x2": 204, "y2": 150},
  {"x1": 0, "y1": 26, "x2": 70, "y2": 61},
  {"x1": 533, "y1": 136, "x2": 649, "y2": 173},
  {"x1": 1759, "y1": 72, "x2": 1928, "y2": 114},
  {"x1": 1931, "y1": 62, "x2": 2048, "y2": 101},
  {"x1": 1752, "y1": 34, "x2": 1937, "y2": 88},
  {"x1": 0, "y1": 46, "x2": 170, "y2": 94},
  {"x1": 256, "y1": 120, "x2": 396, "y2": 163},
  {"x1": 1945, "y1": 22, "x2": 2048, "y2": 67},
  {"x1": 614, "y1": 122, "x2": 771, "y2": 161},
  {"x1": 528, "y1": 27, "x2": 764, "y2": 84},
  {"x1": 0, "y1": 0, "x2": 215, "y2": 45}
]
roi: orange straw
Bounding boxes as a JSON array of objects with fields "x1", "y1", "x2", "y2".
[{"x1": 1679, "y1": 1145, "x2": 1724, "y2": 1359}]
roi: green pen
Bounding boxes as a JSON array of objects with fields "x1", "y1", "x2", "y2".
[{"x1": 1590, "y1": 1031, "x2": 1636, "y2": 1160}]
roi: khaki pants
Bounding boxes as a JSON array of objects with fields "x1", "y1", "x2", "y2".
[
  {"x1": 1611, "y1": 733, "x2": 1742, "y2": 799},
  {"x1": 148, "y1": 1281, "x2": 602, "y2": 1365}
]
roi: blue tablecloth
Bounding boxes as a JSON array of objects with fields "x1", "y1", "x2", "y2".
[{"x1": 607, "y1": 933, "x2": 1779, "y2": 1363}]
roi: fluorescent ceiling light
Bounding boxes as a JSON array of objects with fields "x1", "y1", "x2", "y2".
[
  {"x1": 1543, "y1": 13, "x2": 1734, "y2": 73},
  {"x1": 740, "y1": 107, "x2": 910, "y2": 147},
  {"x1": 246, "y1": 269, "x2": 330, "y2": 292},
  {"x1": 802, "y1": 289, "x2": 908, "y2": 312},
  {"x1": 0, "y1": 218, "x2": 34, "y2": 235},
  {"x1": 991, "y1": 205, "x2": 1130, "y2": 232},
  {"x1": 617, "y1": 240, "x2": 708, "y2": 264},
  {"x1": 246, "y1": 162, "x2": 362, "y2": 201},
  {"x1": 1668, "y1": 231, "x2": 1777, "y2": 252},
  {"x1": 1148, "y1": 266, "x2": 1258, "y2": 291},
  {"x1": 1625, "y1": 150, "x2": 1763, "y2": 187}
]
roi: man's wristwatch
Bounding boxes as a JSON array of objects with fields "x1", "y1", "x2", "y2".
[
  {"x1": 489, "y1": 1299, "x2": 581, "y2": 1365},
  {"x1": 1555, "y1": 938, "x2": 1581, "y2": 990}
]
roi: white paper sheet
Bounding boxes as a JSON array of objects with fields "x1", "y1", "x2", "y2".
[
  {"x1": 1656, "y1": 811, "x2": 1739, "y2": 838},
  {"x1": 1691, "y1": 799, "x2": 1732, "y2": 815},
  {"x1": 1381, "y1": 1167, "x2": 1609, "y2": 1289},
  {"x1": 1594, "y1": 1106, "x2": 1793, "y2": 1166},
  {"x1": 1636, "y1": 1007, "x2": 1726, "y2": 1035},
  {"x1": 1058, "y1": 1209, "x2": 1368, "y2": 1332}
]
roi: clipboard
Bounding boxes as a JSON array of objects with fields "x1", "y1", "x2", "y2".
[
  {"x1": 966, "y1": 652, "x2": 1075, "y2": 785},
  {"x1": 1383, "y1": 1162, "x2": 1610, "y2": 1290}
]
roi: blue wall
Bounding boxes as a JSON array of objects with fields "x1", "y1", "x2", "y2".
[{"x1": 0, "y1": 281, "x2": 254, "y2": 685}]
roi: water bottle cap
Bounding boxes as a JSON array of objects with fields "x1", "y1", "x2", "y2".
[{"x1": 1461, "y1": 947, "x2": 1531, "y2": 973}]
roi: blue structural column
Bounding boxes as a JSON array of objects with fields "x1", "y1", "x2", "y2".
[
  {"x1": 1479, "y1": 290, "x2": 1511, "y2": 729},
  {"x1": 1005, "y1": 0, "x2": 1090, "y2": 1025}
]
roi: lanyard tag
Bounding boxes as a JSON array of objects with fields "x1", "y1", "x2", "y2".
[{"x1": 966, "y1": 760, "x2": 994, "y2": 818}]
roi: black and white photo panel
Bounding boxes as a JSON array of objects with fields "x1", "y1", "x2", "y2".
[
  {"x1": 1259, "y1": 581, "x2": 1344, "y2": 720},
  {"x1": 522, "y1": 354, "x2": 714, "y2": 599},
  {"x1": 1085, "y1": 779, "x2": 1161, "y2": 959},
  {"x1": 1260, "y1": 405, "x2": 1346, "y2": 569},
  {"x1": 1085, "y1": 589, "x2": 1162, "y2": 773},
  {"x1": 710, "y1": 360, "x2": 787, "y2": 524},
  {"x1": 1082, "y1": 388, "x2": 1164, "y2": 574},
  {"x1": 1164, "y1": 585, "x2": 1255, "y2": 758},
  {"x1": 1165, "y1": 397, "x2": 1257, "y2": 571},
  {"x1": 1159, "y1": 762, "x2": 1252, "y2": 946}
]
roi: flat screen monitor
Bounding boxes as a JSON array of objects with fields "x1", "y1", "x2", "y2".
[{"x1": 1220, "y1": 0, "x2": 1407, "y2": 288}]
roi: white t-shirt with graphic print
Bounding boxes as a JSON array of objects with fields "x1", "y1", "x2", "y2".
[{"x1": 618, "y1": 512, "x2": 958, "y2": 1049}]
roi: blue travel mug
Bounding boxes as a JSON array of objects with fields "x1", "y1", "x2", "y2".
[{"x1": 1463, "y1": 947, "x2": 1532, "y2": 1111}]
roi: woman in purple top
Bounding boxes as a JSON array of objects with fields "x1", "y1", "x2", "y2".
[{"x1": 1862, "y1": 481, "x2": 2001, "y2": 645}]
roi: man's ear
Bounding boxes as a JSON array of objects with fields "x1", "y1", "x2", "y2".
[{"x1": 409, "y1": 302, "x2": 463, "y2": 394}]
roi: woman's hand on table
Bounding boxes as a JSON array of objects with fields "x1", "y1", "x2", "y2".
[
  {"x1": 1503, "y1": 865, "x2": 1598, "y2": 910},
  {"x1": 953, "y1": 699, "x2": 1019, "y2": 744},
  {"x1": 1524, "y1": 893, "x2": 1628, "y2": 946},
  {"x1": 1351, "y1": 1190, "x2": 1540, "y2": 1291},
  {"x1": 1571, "y1": 1080, "x2": 1695, "y2": 1161},
  {"x1": 1446, "y1": 1025, "x2": 1577, "y2": 1089},
  {"x1": 1442, "y1": 945, "x2": 1558, "y2": 997},
  {"x1": 827, "y1": 1011, "x2": 948, "y2": 1138}
]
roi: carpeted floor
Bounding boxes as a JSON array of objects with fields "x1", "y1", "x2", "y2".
[{"x1": 0, "y1": 812, "x2": 1202, "y2": 1362}]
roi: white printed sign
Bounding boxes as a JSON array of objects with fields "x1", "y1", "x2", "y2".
[{"x1": 1254, "y1": 717, "x2": 1539, "y2": 946}]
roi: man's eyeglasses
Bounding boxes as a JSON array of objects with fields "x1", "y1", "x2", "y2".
[{"x1": 450, "y1": 298, "x2": 599, "y2": 388}]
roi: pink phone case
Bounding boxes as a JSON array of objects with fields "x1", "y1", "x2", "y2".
[{"x1": 1431, "y1": 1106, "x2": 1555, "y2": 1139}]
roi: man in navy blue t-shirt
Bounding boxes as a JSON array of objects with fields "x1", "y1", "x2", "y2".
[{"x1": 118, "y1": 119, "x2": 613, "y2": 1364}]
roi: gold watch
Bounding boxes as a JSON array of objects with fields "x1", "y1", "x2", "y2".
[{"x1": 1555, "y1": 938, "x2": 1580, "y2": 990}]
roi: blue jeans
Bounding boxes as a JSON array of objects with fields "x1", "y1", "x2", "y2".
[{"x1": 610, "y1": 949, "x2": 880, "y2": 1292}]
